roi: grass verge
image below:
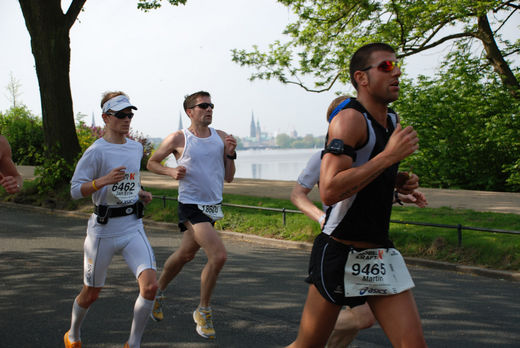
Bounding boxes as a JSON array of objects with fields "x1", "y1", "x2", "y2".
[
  {"x1": 2, "y1": 184, "x2": 519, "y2": 271},
  {"x1": 145, "y1": 187, "x2": 520, "y2": 271}
]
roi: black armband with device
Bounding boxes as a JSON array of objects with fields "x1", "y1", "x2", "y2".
[{"x1": 321, "y1": 139, "x2": 357, "y2": 161}]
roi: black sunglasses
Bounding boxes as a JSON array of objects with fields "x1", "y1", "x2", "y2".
[
  {"x1": 107, "y1": 111, "x2": 134, "y2": 119},
  {"x1": 190, "y1": 102, "x2": 214, "y2": 110}
]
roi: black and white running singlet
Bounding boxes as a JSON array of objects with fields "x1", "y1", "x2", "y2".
[{"x1": 322, "y1": 99, "x2": 398, "y2": 246}]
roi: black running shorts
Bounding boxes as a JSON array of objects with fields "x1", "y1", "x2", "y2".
[
  {"x1": 305, "y1": 233, "x2": 368, "y2": 307},
  {"x1": 178, "y1": 202, "x2": 215, "y2": 232}
]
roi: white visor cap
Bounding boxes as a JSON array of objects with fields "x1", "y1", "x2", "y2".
[{"x1": 102, "y1": 95, "x2": 138, "y2": 113}]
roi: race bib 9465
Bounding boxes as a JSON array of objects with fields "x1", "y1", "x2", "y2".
[{"x1": 344, "y1": 248, "x2": 414, "y2": 297}]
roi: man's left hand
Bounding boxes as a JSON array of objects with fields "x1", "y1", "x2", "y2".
[
  {"x1": 400, "y1": 190, "x2": 428, "y2": 208},
  {"x1": 225, "y1": 134, "x2": 237, "y2": 156}
]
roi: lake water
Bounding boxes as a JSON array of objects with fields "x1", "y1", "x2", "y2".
[{"x1": 165, "y1": 148, "x2": 319, "y2": 181}]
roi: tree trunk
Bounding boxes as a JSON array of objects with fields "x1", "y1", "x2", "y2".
[
  {"x1": 477, "y1": 14, "x2": 520, "y2": 100},
  {"x1": 18, "y1": 0, "x2": 82, "y2": 164}
]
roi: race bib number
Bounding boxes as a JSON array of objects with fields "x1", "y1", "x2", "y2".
[
  {"x1": 344, "y1": 248, "x2": 414, "y2": 297},
  {"x1": 197, "y1": 204, "x2": 224, "y2": 221},
  {"x1": 106, "y1": 172, "x2": 140, "y2": 205}
]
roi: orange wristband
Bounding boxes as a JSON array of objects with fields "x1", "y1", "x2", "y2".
[{"x1": 92, "y1": 180, "x2": 99, "y2": 191}]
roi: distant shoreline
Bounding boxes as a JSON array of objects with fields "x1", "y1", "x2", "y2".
[{"x1": 16, "y1": 165, "x2": 520, "y2": 214}]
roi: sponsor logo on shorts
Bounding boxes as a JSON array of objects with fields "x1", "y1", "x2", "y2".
[
  {"x1": 359, "y1": 287, "x2": 388, "y2": 295},
  {"x1": 86, "y1": 261, "x2": 93, "y2": 284}
]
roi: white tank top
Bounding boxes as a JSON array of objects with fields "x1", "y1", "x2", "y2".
[{"x1": 177, "y1": 127, "x2": 225, "y2": 205}]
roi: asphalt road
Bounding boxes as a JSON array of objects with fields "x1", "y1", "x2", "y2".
[{"x1": 1, "y1": 204, "x2": 519, "y2": 347}]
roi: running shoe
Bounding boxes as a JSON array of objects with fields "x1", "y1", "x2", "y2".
[
  {"x1": 64, "y1": 330, "x2": 81, "y2": 348},
  {"x1": 193, "y1": 307, "x2": 216, "y2": 339},
  {"x1": 150, "y1": 294, "x2": 165, "y2": 322}
]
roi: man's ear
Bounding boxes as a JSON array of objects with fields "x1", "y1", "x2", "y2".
[{"x1": 354, "y1": 70, "x2": 368, "y2": 88}]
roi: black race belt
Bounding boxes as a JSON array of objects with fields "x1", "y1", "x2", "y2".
[{"x1": 94, "y1": 201, "x2": 144, "y2": 224}]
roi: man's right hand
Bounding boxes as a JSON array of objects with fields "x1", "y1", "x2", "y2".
[
  {"x1": 384, "y1": 124, "x2": 419, "y2": 163},
  {"x1": 0, "y1": 174, "x2": 21, "y2": 194},
  {"x1": 101, "y1": 166, "x2": 126, "y2": 186},
  {"x1": 169, "y1": 166, "x2": 186, "y2": 180}
]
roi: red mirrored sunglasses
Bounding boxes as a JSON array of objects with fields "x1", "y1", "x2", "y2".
[{"x1": 360, "y1": 60, "x2": 401, "y2": 73}]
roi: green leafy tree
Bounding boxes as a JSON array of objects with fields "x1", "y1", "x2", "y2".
[
  {"x1": 232, "y1": 0, "x2": 520, "y2": 98},
  {"x1": 16, "y1": 0, "x2": 187, "y2": 186},
  {"x1": 395, "y1": 49, "x2": 520, "y2": 191},
  {"x1": 276, "y1": 133, "x2": 293, "y2": 148}
]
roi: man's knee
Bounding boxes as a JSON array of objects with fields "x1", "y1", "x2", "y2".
[
  {"x1": 357, "y1": 314, "x2": 376, "y2": 330},
  {"x1": 212, "y1": 249, "x2": 227, "y2": 269},
  {"x1": 141, "y1": 280, "x2": 158, "y2": 299}
]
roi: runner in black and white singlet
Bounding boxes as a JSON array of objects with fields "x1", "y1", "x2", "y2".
[
  {"x1": 287, "y1": 44, "x2": 428, "y2": 348},
  {"x1": 291, "y1": 96, "x2": 426, "y2": 348},
  {"x1": 64, "y1": 92, "x2": 157, "y2": 348},
  {"x1": 147, "y1": 91, "x2": 236, "y2": 339}
]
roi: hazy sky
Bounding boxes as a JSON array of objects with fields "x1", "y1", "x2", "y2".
[{"x1": 2, "y1": 0, "x2": 513, "y2": 139}]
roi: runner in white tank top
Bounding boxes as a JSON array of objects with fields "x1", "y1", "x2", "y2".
[
  {"x1": 147, "y1": 91, "x2": 236, "y2": 339},
  {"x1": 64, "y1": 92, "x2": 158, "y2": 348}
]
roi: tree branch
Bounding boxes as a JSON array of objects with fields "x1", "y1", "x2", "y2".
[
  {"x1": 476, "y1": 14, "x2": 519, "y2": 99},
  {"x1": 283, "y1": 70, "x2": 344, "y2": 93},
  {"x1": 401, "y1": 32, "x2": 476, "y2": 57},
  {"x1": 493, "y1": 8, "x2": 517, "y2": 34},
  {"x1": 495, "y1": 1, "x2": 520, "y2": 11},
  {"x1": 390, "y1": 0, "x2": 406, "y2": 49},
  {"x1": 64, "y1": 0, "x2": 86, "y2": 29}
]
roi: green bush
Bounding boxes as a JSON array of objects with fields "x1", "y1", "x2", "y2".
[
  {"x1": 0, "y1": 106, "x2": 44, "y2": 165},
  {"x1": 395, "y1": 50, "x2": 520, "y2": 192},
  {"x1": 33, "y1": 149, "x2": 78, "y2": 195}
]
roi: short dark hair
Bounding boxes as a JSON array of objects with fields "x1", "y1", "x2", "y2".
[
  {"x1": 183, "y1": 91, "x2": 211, "y2": 112},
  {"x1": 349, "y1": 43, "x2": 395, "y2": 89}
]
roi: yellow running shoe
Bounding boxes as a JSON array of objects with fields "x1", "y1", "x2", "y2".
[
  {"x1": 193, "y1": 307, "x2": 216, "y2": 339},
  {"x1": 150, "y1": 294, "x2": 165, "y2": 322},
  {"x1": 64, "y1": 330, "x2": 82, "y2": 348}
]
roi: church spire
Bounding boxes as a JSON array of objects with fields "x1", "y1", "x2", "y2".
[{"x1": 250, "y1": 111, "x2": 256, "y2": 138}]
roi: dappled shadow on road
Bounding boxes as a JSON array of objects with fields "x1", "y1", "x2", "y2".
[
  {"x1": 410, "y1": 269, "x2": 520, "y2": 347},
  {"x1": 1, "y1": 204, "x2": 519, "y2": 347}
]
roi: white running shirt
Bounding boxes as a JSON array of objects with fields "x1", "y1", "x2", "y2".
[
  {"x1": 70, "y1": 137, "x2": 143, "y2": 238},
  {"x1": 297, "y1": 150, "x2": 329, "y2": 212},
  {"x1": 177, "y1": 128, "x2": 225, "y2": 205}
]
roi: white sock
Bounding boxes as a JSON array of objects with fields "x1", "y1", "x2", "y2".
[
  {"x1": 127, "y1": 295, "x2": 154, "y2": 348},
  {"x1": 69, "y1": 299, "x2": 89, "y2": 342}
]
